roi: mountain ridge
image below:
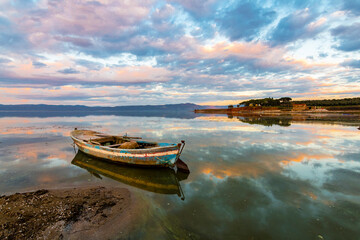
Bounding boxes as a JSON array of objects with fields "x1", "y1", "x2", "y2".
[{"x1": 0, "y1": 103, "x2": 214, "y2": 111}]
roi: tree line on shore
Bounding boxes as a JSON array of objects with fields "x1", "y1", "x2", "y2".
[
  {"x1": 293, "y1": 97, "x2": 360, "y2": 106},
  {"x1": 234, "y1": 97, "x2": 360, "y2": 108}
]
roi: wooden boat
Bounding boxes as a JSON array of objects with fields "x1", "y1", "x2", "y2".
[
  {"x1": 72, "y1": 151, "x2": 188, "y2": 198},
  {"x1": 70, "y1": 129, "x2": 185, "y2": 167}
]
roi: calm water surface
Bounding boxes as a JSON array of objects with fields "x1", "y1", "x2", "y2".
[{"x1": 0, "y1": 114, "x2": 359, "y2": 239}]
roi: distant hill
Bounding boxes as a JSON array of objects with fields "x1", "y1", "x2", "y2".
[
  {"x1": 0, "y1": 103, "x2": 211, "y2": 118},
  {"x1": 0, "y1": 103, "x2": 206, "y2": 112}
]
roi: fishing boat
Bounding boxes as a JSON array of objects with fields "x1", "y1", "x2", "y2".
[
  {"x1": 70, "y1": 129, "x2": 185, "y2": 167},
  {"x1": 72, "y1": 151, "x2": 188, "y2": 198}
]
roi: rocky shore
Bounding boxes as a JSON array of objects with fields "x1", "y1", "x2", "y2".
[{"x1": 0, "y1": 187, "x2": 137, "y2": 240}]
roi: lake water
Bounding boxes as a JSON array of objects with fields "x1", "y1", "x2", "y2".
[{"x1": 0, "y1": 113, "x2": 359, "y2": 239}]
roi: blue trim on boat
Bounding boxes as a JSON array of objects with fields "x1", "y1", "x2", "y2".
[{"x1": 157, "y1": 143, "x2": 175, "y2": 147}]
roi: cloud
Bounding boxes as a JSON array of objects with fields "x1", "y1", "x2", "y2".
[
  {"x1": 3, "y1": 0, "x2": 155, "y2": 57},
  {"x1": 57, "y1": 68, "x2": 80, "y2": 74},
  {"x1": 9, "y1": 0, "x2": 39, "y2": 9},
  {"x1": 168, "y1": 0, "x2": 218, "y2": 19},
  {"x1": 0, "y1": 60, "x2": 173, "y2": 88},
  {"x1": 32, "y1": 61, "x2": 47, "y2": 68},
  {"x1": 331, "y1": 22, "x2": 360, "y2": 52},
  {"x1": 54, "y1": 36, "x2": 93, "y2": 48},
  {"x1": 342, "y1": 0, "x2": 360, "y2": 15},
  {"x1": 0, "y1": 58, "x2": 12, "y2": 64},
  {"x1": 0, "y1": 16, "x2": 28, "y2": 51},
  {"x1": 341, "y1": 59, "x2": 360, "y2": 68},
  {"x1": 270, "y1": 8, "x2": 327, "y2": 45},
  {"x1": 272, "y1": 0, "x2": 322, "y2": 8},
  {"x1": 217, "y1": 1, "x2": 276, "y2": 41},
  {"x1": 20, "y1": 0, "x2": 153, "y2": 36},
  {"x1": 75, "y1": 59, "x2": 103, "y2": 71},
  {"x1": 168, "y1": 40, "x2": 332, "y2": 76},
  {"x1": 0, "y1": 0, "x2": 359, "y2": 105}
]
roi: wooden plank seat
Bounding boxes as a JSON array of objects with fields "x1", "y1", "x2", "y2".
[
  {"x1": 106, "y1": 143, "x2": 123, "y2": 148},
  {"x1": 89, "y1": 140, "x2": 101, "y2": 145}
]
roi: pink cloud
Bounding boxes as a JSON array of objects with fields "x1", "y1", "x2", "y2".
[
  {"x1": 28, "y1": 1, "x2": 152, "y2": 34},
  {"x1": 112, "y1": 66, "x2": 173, "y2": 83},
  {"x1": 199, "y1": 41, "x2": 274, "y2": 59},
  {"x1": 7, "y1": 0, "x2": 154, "y2": 50},
  {"x1": 168, "y1": 0, "x2": 217, "y2": 17},
  {"x1": 178, "y1": 40, "x2": 336, "y2": 72},
  {"x1": 3, "y1": 57, "x2": 173, "y2": 85},
  {"x1": 54, "y1": 35, "x2": 93, "y2": 47}
]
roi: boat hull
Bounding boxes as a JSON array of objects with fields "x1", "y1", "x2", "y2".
[{"x1": 71, "y1": 130, "x2": 181, "y2": 167}]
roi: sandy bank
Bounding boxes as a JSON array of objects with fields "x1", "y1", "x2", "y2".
[{"x1": 0, "y1": 186, "x2": 138, "y2": 240}]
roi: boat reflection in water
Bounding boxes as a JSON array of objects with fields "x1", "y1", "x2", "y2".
[{"x1": 71, "y1": 151, "x2": 189, "y2": 200}]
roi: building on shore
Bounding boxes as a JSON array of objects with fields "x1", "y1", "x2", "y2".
[{"x1": 292, "y1": 103, "x2": 307, "y2": 111}]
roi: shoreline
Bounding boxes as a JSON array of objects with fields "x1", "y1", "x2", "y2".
[
  {"x1": 0, "y1": 186, "x2": 139, "y2": 239},
  {"x1": 194, "y1": 109, "x2": 360, "y2": 114}
]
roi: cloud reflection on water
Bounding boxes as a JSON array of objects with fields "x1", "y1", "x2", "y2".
[{"x1": 0, "y1": 115, "x2": 359, "y2": 239}]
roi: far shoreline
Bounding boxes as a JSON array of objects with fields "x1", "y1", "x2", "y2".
[{"x1": 194, "y1": 108, "x2": 360, "y2": 115}]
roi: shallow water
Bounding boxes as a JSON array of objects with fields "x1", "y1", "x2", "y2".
[{"x1": 0, "y1": 114, "x2": 359, "y2": 239}]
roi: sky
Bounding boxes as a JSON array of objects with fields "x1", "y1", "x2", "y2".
[{"x1": 0, "y1": 0, "x2": 359, "y2": 106}]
